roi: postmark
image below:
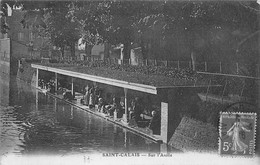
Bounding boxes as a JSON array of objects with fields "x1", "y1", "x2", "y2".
[{"x1": 219, "y1": 112, "x2": 257, "y2": 156}]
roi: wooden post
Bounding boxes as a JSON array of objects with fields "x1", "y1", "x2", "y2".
[
  {"x1": 55, "y1": 72, "x2": 58, "y2": 92},
  {"x1": 154, "y1": 59, "x2": 157, "y2": 66},
  {"x1": 114, "y1": 110, "x2": 117, "y2": 120},
  {"x1": 177, "y1": 60, "x2": 180, "y2": 69},
  {"x1": 18, "y1": 60, "x2": 21, "y2": 68},
  {"x1": 191, "y1": 51, "x2": 196, "y2": 71},
  {"x1": 221, "y1": 79, "x2": 228, "y2": 104},
  {"x1": 36, "y1": 68, "x2": 39, "y2": 88},
  {"x1": 236, "y1": 62, "x2": 239, "y2": 74},
  {"x1": 71, "y1": 77, "x2": 74, "y2": 97},
  {"x1": 124, "y1": 88, "x2": 128, "y2": 122},
  {"x1": 36, "y1": 89, "x2": 39, "y2": 111},
  {"x1": 160, "y1": 143, "x2": 168, "y2": 153},
  {"x1": 161, "y1": 102, "x2": 168, "y2": 143},
  {"x1": 205, "y1": 61, "x2": 207, "y2": 72},
  {"x1": 165, "y1": 60, "x2": 168, "y2": 67},
  {"x1": 193, "y1": 78, "x2": 198, "y2": 87},
  {"x1": 240, "y1": 83, "x2": 245, "y2": 101},
  {"x1": 206, "y1": 79, "x2": 211, "y2": 101},
  {"x1": 220, "y1": 62, "x2": 222, "y2": 73},
  {"x1": 54, "y1": 98, "x2": 57, "y2": 112}
]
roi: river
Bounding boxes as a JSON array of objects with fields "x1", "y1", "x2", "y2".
[{"x1": 0, "y1": 74, "x2": 163, "y2": 156}]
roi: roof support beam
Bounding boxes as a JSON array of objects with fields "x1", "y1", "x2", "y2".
[{"x1": 31, "y1": 64, "x2": 158, "y2": 94}]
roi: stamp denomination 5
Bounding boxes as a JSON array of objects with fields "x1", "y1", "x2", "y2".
[{"x1": 219, "y1": 112, "x2": 257, "y2": 156}]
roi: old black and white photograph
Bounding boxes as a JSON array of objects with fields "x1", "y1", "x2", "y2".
[{"x1": 0, "y1": 0, "x2": 259, "y2": 164}]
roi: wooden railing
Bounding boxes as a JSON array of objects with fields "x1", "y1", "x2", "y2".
[{"x1": 110, "y1": 58, "x2": 260, "y2": 78}]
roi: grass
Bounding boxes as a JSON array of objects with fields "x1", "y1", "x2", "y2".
[{"x1": 35, "y1": 60, "x2": 210, "y2": 87}]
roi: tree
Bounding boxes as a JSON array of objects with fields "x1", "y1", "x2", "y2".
[
  {"x1": 104, "y1": 1, "x2": 164, "y2": 61},
  {"x1": 42, "y1": 2, "x2": 81, "y2": 59},
  {"x1": 3, "y1": 0, "x2": 258, "y2": 66},
  {"x1": 69, "y1": 1, "x2": 105, "y2": 58},
  {"x1": 3, "y1": 0, "x2": 81, "y2": 59},
  {"x1": 1, "y1": 0, "x2": 17, "y2": 34},
  {"x1": 133, "y1": 1, "x2": 259, "y2": 68},
  {"x1": 72, "y1": 1, "x2": 155, "y2": 61}
]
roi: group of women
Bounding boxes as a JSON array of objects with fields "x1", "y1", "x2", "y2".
[
  {"x1": 82, "y1": 85, "x2": 145, "y2": 121},
  {"x1": 82, "y1": 85, "x2": 101, "y2": 108},
  {"x1": 43, "y1": 82, "x2": 161, "y2": 135},
  {"x1": 38, "y1": 79, "x2": 56, "y2": 93}
]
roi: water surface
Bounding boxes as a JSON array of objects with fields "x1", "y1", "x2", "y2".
[{"x1": 0, "y1": 75, "x2": 161, "y2": 156}]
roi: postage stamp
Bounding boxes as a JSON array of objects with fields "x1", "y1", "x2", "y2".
[{"x1": 219, "y1": 112, "x2": 257, "y2": 156}]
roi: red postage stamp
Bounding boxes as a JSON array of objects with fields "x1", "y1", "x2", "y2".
[{"x1": 219, "y1": 112, "x2": 257, "y2": 156}]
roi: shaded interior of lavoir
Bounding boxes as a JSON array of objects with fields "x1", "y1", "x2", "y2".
[
  {"x1": 0, "y1": 73, "x2": 180, "y2": 155},
  {"x1": 37, "y1": 69, "x2": 164, "y2": 135}
]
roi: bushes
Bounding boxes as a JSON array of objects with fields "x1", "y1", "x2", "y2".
[
  {"x1": 168, "y1": 116, "x2": 219, "y2": 152},
  {"x1": 178, "y1": 98, "x2": 226, "y2": 128},
  {"x1": 37, "y1": 59, "x2": 210, "y2": 86},
  {"x1": 196, "y1": 101, "x2": 225, "y2": 127},
  {"x1": 40, "y1": 59, "x2": 200, "y2": 81},
  {"x1": 168, "y1": 101, "x2": 224, "y2": 152}
]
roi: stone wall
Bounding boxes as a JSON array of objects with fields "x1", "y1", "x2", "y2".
[{"x1": 0, "y1": 38, "x2": 10, "y2": 75}]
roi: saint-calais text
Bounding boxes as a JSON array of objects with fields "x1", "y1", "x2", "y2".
[
  {"x1": 102, "y1": 153, "x2": 140, "y2": 157},
  {"x1": 102, "y1": 153, "x2": 173, "y2": 157}
]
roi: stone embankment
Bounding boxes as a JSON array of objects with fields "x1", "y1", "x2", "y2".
[{"x1": 168, "y1": 116, "x2": 218, "y2": 153}]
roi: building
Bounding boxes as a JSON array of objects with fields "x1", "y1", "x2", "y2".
[
  {"x1": 6, "y1": 10, "x2": 48, "y2": 60},
  {"x1": 0, "y1": 9, "x2": 49, "y2": 75}
]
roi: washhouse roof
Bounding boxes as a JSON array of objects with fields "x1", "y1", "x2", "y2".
[{"x1": 32, "y1": 63, "x2": 219, "y2": 94}]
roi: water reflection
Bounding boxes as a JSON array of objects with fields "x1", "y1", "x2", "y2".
[{"x1": 0, "y1": 75, "x2": 161, "y2": 156}]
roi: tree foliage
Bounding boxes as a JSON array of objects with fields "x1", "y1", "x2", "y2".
[
  {"x1": 1, "y1": 0, "x2": 81, "y2": 58},
  {"x1": 1, "y1": 0, "x2": 259, "y2": 63},
  {"x1": 41, "y1": 1, "x2": 81, "y2": 58}
]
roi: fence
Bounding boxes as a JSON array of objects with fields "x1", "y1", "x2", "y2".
[
  {"x1": 44, "y1": 54, "x2": 260, "y2": 78},
  {"x1": 195, "y1": 61, "x2": 260, "y2": 78},
  {"x1": 110, "y1": 58, "x2": 260, "y2": 78}
]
